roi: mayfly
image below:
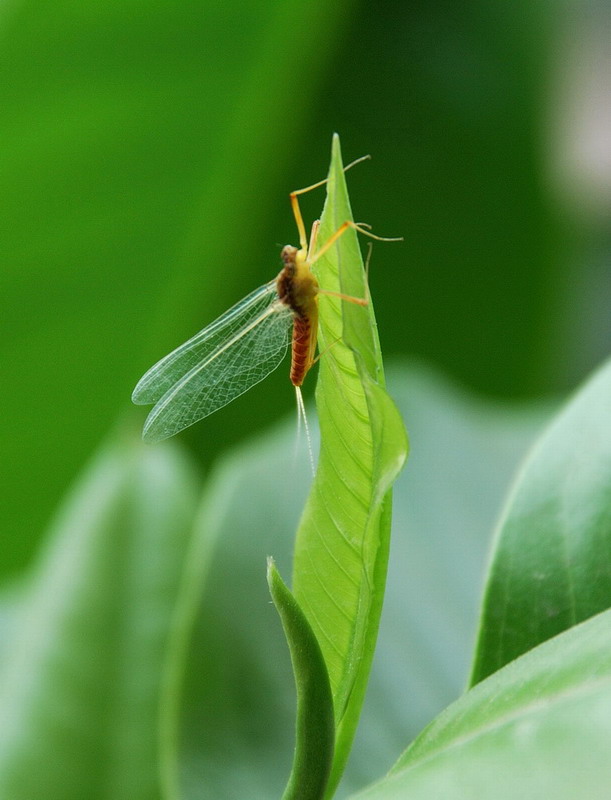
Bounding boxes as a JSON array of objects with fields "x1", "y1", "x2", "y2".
[{"x1": 132, "y1": 157, "x2": 400, "y2": 444}]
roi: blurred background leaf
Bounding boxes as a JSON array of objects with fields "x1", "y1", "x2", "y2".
[
  {"x1": 164, "y1": 363, "x2": 550, "y2": 799},
  {"x1": 0, "y1": 431, "x2": 199, "y2": 800},
  {"x1": 470, "y1": 355, "x2": 611, "y2": 685},
  {"x1": 3, "y1": 0, "x2": 609, "y2": 577},
  {"x1": 352, "y1": 608, "x2": 611, "y2": 800}
]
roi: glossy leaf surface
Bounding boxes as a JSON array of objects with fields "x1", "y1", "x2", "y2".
[{"x1": 471, "y1": 356, "x2": 611, "y2": 684}]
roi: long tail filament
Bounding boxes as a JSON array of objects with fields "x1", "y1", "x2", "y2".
[{"x1": 295, "y1": 386, "x2": 315, "y2": 477}]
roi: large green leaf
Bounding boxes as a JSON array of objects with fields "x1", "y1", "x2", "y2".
[
  {"x1": 351, "y1": 608, "x2": 611, "y2": 800},
  {"x1": 0, "y1": 0, "x2": 354, "y2": 574},
  {"x1": 165, "y1": 362, "x2": 547, "y2": 799},
  {"x1": 292, "y1": 135, "x2": 408, "y2": 794},
  {"x1": 0, "y1": 432, "x2": 199, "y2": 800},
  {"x1": 470, "y1": 355, "x2": 611, "y2": 685}
]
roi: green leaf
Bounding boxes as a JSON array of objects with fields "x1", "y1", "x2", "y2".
[
  {"x1": 267, "y1": 559, "x2": 335, "y2": 800},
  {"x1": 344, "y1": 362, "x2": 549, "y2": 795},
  {"x1": 470, "y1": 355, "x2": 611, "y2": 685},
  {"x1": 0, "y1": 431, "x2": 199, "y2": 800},
  {"x1": 165, "y1": 362, "x2": 548, "y2": 799},
  {"x1": 292, "y1": 135, "x2": 408, "y2": 793},
  {"x1": 350, "y1": 608, "x2": 611, "y2": 799}
]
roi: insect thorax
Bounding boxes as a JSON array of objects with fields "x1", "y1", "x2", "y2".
[{"x1": 276, "y1": 245, "x2": 318, "y2": 317}]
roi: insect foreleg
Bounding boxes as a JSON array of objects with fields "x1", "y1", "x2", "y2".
[{"x1": 289, "y1": 155, "x2": 373, "y2": 252}]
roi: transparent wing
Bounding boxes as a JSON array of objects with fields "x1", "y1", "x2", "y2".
[
  {"x1": 133, "y1": 281, "x2": 280, "y2": 405},
  {"x1": 137, "y1": 290, "x2": 293, "y2": 442}
]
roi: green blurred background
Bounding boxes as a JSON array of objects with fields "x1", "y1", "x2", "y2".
[{"x1": 1, "y1": 0, "x2": 609, "y2": 575}]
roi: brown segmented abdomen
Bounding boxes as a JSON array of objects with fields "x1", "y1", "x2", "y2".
[
  {"x1": 276, "y1": 244, "x2": 319, "y2": 387},
  {"x1": 290, "y1": 314, "x2": 317, "y2": 386}
]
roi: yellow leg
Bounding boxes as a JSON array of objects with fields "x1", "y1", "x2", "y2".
[
  {"x1": 311, "y1": 335, "x2": 341, "y2": 366},
  {"x1": 290, "y1": 192, "x2": 310, "y2": 251},
  {"x1": 308, "y1": 220, "x2": 402, "y2": 266},
  {"x1": 318, "y1": 288, "x2": 368, "y2": 306},
  {"x1": 316, "y1": 240, "x2": 375, "y2": 305},
  {"x1": 289, "y1": 154, "x2": 373, "y2": 251},
  {"x1": 307, "y1": 220, "x2": 320, "y2": 261}
]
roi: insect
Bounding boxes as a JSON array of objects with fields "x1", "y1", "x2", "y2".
[{"x1": 132, "y1": 157, "x2": 399, "y2": 443}]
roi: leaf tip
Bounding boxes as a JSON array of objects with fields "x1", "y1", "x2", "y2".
[
  {"x1": 266, "y1": 556, "x2": 278, "y2": 589},
  {"x1": 330, "y1": 133, "x2": 344, "y2": 170}
]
